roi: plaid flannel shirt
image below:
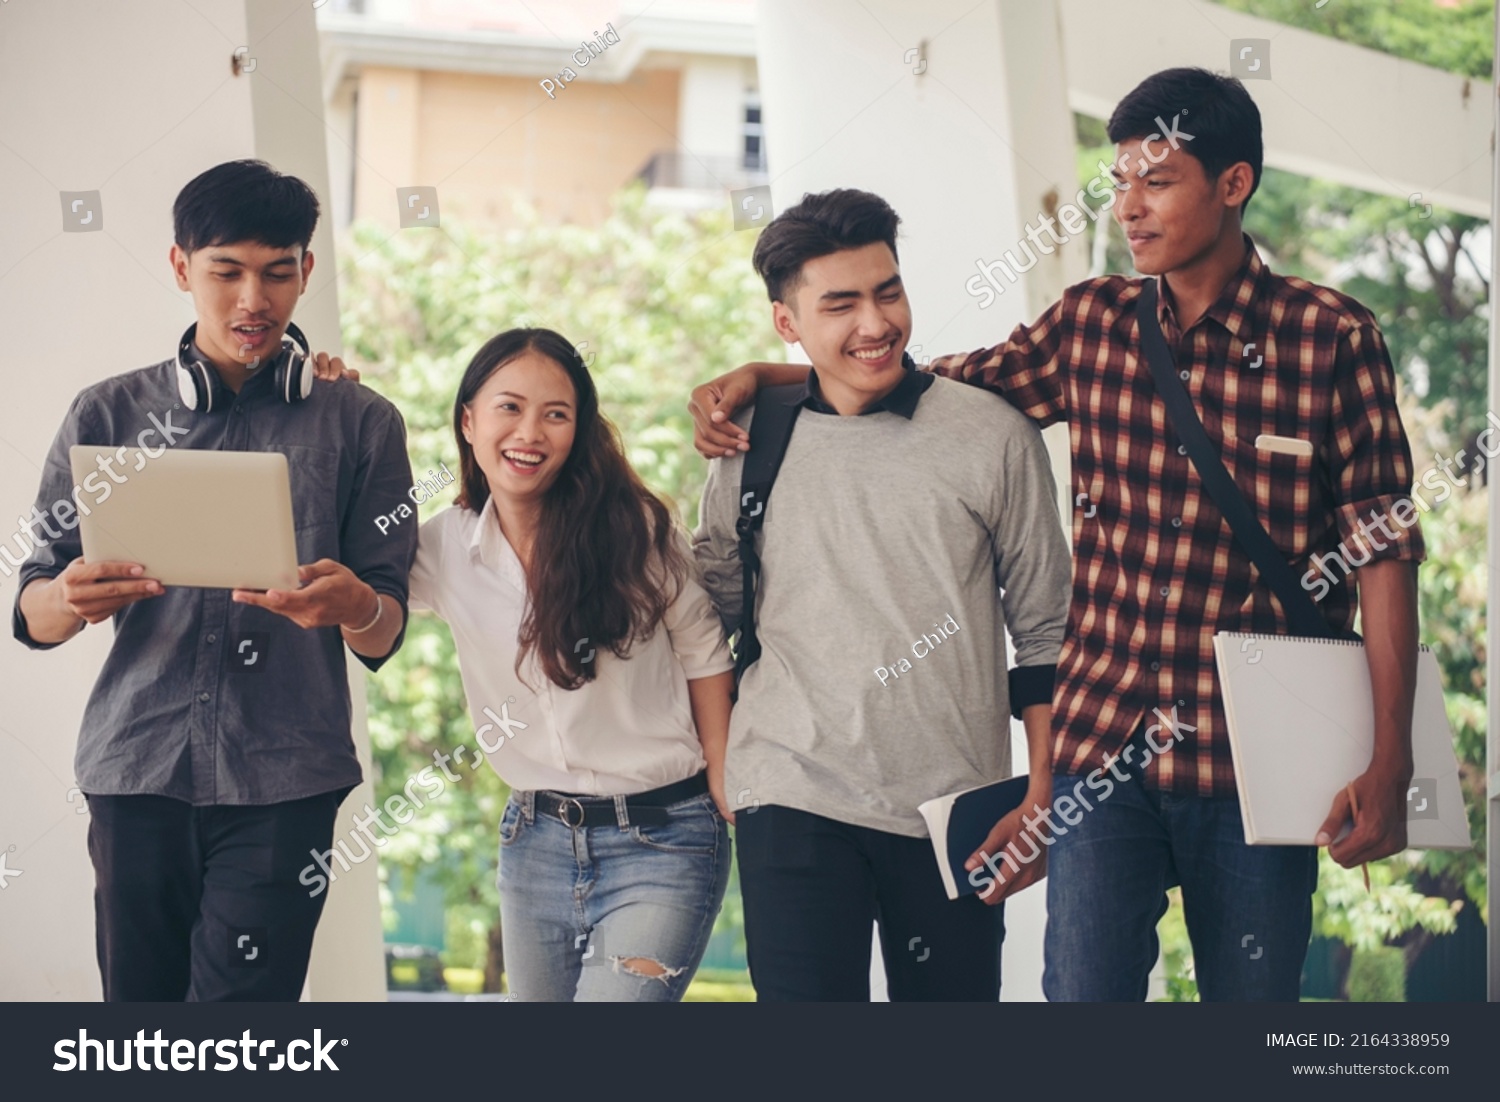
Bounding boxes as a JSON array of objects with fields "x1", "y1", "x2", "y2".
[{"x1": 928, "y1": 236, "x2": 1424, "y2": 796}]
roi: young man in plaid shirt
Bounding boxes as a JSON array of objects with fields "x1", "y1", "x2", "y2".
[{"x1": 688, "y1": 68, "x2": 1423, "y2": 1001}]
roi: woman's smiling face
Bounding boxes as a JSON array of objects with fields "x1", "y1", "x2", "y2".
[{"x1": 461, "y1": 349, "x2": 578, "y2": 504}]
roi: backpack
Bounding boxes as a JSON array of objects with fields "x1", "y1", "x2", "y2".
[{"x1": 731, "y1": 383, "x2": 803, "y2": 685}]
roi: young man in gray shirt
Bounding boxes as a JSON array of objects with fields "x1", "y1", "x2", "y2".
[
  {"x1": 692, "y1": 189, "x2": 1069, "y2": 1001},
  {"x1": 12, "y1": 160, "x2": 417, "y2": 1001}
]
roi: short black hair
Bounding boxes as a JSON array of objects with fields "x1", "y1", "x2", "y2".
[
  {"x1": 1107, "y1": 67, "x2": 1263, "y2": 212},
  {"x1": 172, "y1": 159, "x2": 321, "y2": 254},
  {"x1": 751, "y1": 188, "x2": 901, "y2": 305}
]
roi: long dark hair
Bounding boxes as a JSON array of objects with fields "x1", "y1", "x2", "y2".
[{"x1": 452, "y1": 328, "x2": 688, "y2": 690}]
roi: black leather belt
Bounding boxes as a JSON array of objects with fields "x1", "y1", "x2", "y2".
[{"x1": 535, "y1": 770, "x2": 708, "y2": 828}]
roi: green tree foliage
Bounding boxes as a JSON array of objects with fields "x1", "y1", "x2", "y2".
[
  {"x1": 1405, "y1": 413, "x2": 1489, "y2": 922},
  {"x1": 337, "y1": 189, "x2": 782, "y2": 986},
  {"x1": 1214, "y1": 0, "x2": 1492, "y2": 80},
  {"x1": 1316, "y1": 853, "x2": 1461, "y2": 953},
  {"x1": 1346, "y1": 945, "x2": 1408, "y2": 1002}
]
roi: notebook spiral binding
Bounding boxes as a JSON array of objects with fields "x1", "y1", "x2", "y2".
[{"x1": 1217, "y1": 630, "x2": 1430, "y2": 653}]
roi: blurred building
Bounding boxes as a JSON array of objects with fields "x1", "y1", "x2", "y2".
[{"x1": 318, "y1": 0, "x2": 764, "y2": 228}]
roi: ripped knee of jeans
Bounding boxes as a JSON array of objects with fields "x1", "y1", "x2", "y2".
[{"x1": 612, "y1": 956, "x2": 687, "y2": 984}]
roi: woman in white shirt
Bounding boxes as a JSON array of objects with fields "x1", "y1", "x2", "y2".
[{"x1": 407, "y1": 328, "x2": 736, "y2": 1001}]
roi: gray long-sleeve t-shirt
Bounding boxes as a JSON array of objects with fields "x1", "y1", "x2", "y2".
[{"x1": 692, "y1": 373, "x2": 1070, "y2": 836}]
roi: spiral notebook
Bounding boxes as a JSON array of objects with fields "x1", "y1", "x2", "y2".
[{"x1": 1213, "y1": 632, "x2": 1469, "y2": 849}]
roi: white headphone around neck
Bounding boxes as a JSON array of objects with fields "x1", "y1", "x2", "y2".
[{"x1": 175, "y1": 321, "x2": 314, "y2": 412}]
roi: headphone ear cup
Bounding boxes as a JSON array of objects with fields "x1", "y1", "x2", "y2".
[
  {"x1": 275, "y1": 324, "x2": 315, "y2": 404},
  {"x1": 176, "y1": 360, "x2": 212, "y2": 412},
  {"x1": 276, "y1": 345, "x2": 314, "y2": 403}
]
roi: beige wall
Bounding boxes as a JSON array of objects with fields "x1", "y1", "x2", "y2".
[{"x1": 353, "y1": 66, "x2": 681, "y2": 228}]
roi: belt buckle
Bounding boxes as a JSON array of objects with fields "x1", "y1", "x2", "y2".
[{"x1": 556, "y1": 796, "x2": 586, "y2": 828}]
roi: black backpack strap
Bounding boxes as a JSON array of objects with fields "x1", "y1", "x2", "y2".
[
  {"x1": 734, "y1": 384, "x2": 803, "y2": 682},
  {"x1": 1137, "y1": 278, "x2": 1337, "y2": 640}
]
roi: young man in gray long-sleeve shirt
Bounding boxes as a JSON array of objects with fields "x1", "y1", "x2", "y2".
[{"x1": 693, "y1": 189, "x2": 1069, "y2": 1001}]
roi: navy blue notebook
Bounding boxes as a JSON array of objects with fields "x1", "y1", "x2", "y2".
[{"x1": 917, "y1": 775, "x2": 1031, "y2": 900}]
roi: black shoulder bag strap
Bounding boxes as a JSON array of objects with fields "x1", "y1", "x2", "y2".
[
  {"x1": 1137, "y1": 278, "x2": 1337, "y2": 640},
  {"x1": 734, "y1": 384, "x2": 804, "y2": 683}
]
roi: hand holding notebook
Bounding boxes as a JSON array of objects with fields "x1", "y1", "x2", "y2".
[
  {"x1": 1213, "y1": 634, "x2": 1468, "y2": 849},
  {"x1": 918, "y1": 775, "x2": 1037, "y2": 901}
]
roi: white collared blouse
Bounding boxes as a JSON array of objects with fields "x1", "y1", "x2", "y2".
[{"x1": 409, "y1": 500, "x2": 734, "y2": 796}]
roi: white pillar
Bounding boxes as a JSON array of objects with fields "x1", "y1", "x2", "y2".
[
  {"x1": 0, "y1": 0, "x2": 383, "y2": 1000},
  {"x1": 753, "y1": 0, "x2": 1081, "y2": 1000}
]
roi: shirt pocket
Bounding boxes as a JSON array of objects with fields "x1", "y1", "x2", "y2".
[
  {"x1": 274, "y1": 444, "x2": 340, "y2": 530},
  {"x1": 1221, "y1": 433, "x2": 1318, "y2": 561},
  {"x1": 262, "y1": 444, "x2": 341, "y2": 561}
]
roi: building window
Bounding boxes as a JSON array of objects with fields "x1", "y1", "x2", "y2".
[{"x1": 743, "y1": 94, "x2": 766, "y2": 172}]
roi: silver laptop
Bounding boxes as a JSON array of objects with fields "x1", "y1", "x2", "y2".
[{"x1": 69, "y1": 447, "x2": 300, "y2": 591}]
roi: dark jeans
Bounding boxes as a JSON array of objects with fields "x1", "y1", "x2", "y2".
[
  {"x1": 736, "y1": 804, "x2": 1004, "y2": 1001},
  {"x1": 86, "y1": 789, "x2": 348, "y2": 1001},
  {"x1": 1042, "y1": 771, "x2": 1319, "y2": 1002}
]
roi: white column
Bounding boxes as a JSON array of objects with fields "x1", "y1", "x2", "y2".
[
  {"x1": 0, "y1": 0, "x2": 382, "y2": 1000},
  {"x1": 753, "y1": 0, "x2": 1080, "y2": 1000}
]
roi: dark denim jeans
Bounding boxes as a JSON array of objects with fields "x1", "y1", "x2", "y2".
[
  {"x1": 86, "y1": 789, "x2": 348, "y2": 1001},
  {"x1": 1043, "y1": 772, "x2": 1318, "y2": 1002},
  {"x1": 737, "y1": 804, "x2": 1005, "y2": 1001}
]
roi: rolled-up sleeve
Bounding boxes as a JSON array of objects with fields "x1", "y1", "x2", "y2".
[
  {"x1": 990, "y1": 409, "x2": 1070, "y2": 714},
  {"x1": 11, "y1": 392, "x2": 97, "y2": 650},
  {"x1": 1327, "y1": 323, "x2": 1426, "y2": 565},
  {"x1": 690, "y1": 414, "x2": 751, "y2": 642},
  {"x1": 340, "y1": 401, "x2": 418, "y2": 671},
  {"x1": 664, "y1": 529, "x2": 734, "y2": 680}
]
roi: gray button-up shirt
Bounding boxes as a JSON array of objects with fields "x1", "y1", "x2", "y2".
[{"x1": 11, "y1": 353, "x2": 418, "y2": 805}]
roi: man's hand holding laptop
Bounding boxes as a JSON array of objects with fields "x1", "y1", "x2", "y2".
[
  {"x1": 39, "y1": 551, "x2": 389, "y2": 649},
  {"x1": 232, "y1": 558, "x2": 382, "y2": 633},
  {"x1": 33, "y1": 558, "x2": 163, "y2": 640}
]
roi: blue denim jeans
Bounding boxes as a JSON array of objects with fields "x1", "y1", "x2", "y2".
[
  {"x1": 497, "y1": 787, "x2": 731, "y2": 1001},
  {"x1": 1043, "y1": 772, "x2": 1319, "y2": 1001}
]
